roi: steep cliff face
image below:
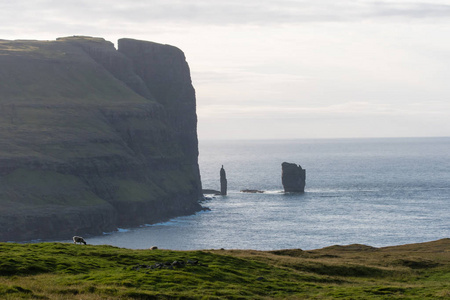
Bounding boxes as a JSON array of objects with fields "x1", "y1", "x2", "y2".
[{"x1": 0, "y1": 36, "x2": 202, "y2": 241}]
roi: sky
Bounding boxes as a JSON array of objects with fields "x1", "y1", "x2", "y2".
[{"x1": 1, "y1": 0, "x2": 450, "y2": 140}]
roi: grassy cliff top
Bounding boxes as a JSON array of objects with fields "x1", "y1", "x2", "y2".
[
  {"x1": 0, "y1": 37, "x2": 162, "y2": 157},
  {"x1": 0, "y1": 37, "x2": 157, "y2": 157},
  {"x1": 0, "y1": 239, "x2": 449, "y2": 299},
  {"x1": 0, "y1": 37, "x2": 149, "y2": 104}
]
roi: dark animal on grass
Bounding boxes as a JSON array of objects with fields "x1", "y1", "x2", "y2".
[{"x1": 73, "y1": 236, "x2": 87, "y2": 245}]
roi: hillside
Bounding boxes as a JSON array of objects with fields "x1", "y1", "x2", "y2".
[
  {"x1": 0, "y1": 239, "x2": 449, "y2": 299},
  {"x1": 0, "y1": 36, "x2": 202, "y2": 241}
]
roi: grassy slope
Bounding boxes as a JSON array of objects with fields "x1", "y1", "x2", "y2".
[
  {"x1": 0, "y1": 38, "x2": 146, "y2": 104},
  {"x1": 0, "y1": 38, "x2": 153, "y2": 161},
  {"x1": 0, "y1": 239, "x2": 448, "y2": 299},
  {"x1": 0, "y1": 38, "x2": 152, "y2": 208}
]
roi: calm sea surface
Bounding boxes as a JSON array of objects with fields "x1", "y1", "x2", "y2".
[{"x1": 64, "y1": 137, "x2": 450, "y2": 250}]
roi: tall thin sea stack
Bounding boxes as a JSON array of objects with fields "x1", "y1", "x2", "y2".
[
  {"x1": 281, "y1": 162, "x2": 306, "y2": 193},
  {"x1": 220, "y1": 165, "x2": 227, "y2": 195}
]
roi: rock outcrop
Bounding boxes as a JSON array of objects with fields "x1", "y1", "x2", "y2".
[
  {"x1": 220, "y1": 165, "x2": 227, "y2": 196},
  {"x1": 202, "y1": 189, "x2": 221, "y2": 196},
  {"x1": 281, "y1": 162, "x2": 306, "y2": 193},
  {"x1": 240, "y1": 189, "x2": 264, "y2": 193},
  {"x1": 0, "y1": 36, "x2": 202, "y2": 241}
]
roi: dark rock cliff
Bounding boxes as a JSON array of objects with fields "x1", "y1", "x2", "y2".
[
  {"x1": 281, "y1": 162, "x2": 306, "y2": 193},
  {"x1": 0, "y1": 36, "x2": 203, "y2": 241}
]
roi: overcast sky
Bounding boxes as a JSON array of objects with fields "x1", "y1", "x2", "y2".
[{"x1": 2, "y1": 0, "x2": 450, "y2": 140}]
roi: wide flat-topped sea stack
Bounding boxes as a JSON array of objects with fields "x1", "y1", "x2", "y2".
[{"x1": 281, "y1": 162, "x2": 306, "y2": 193}]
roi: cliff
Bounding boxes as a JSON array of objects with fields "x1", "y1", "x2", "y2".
[{"x1": 0, "y1": 36, "x2": 203, "y2": 241}]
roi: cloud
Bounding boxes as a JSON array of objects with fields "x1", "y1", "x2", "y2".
[
  {"x1": 198, "y1": 100, "x2": 450, "y2": 120},
  {"x1": 2, "y1": 0, "x2": 450, "y2": 36},
  {"x1": 97, "y1": 1, "x2": 450, "y2": 24},
  {"x1": 370, "y1": 2, "x2": 450, "y2": 19}
]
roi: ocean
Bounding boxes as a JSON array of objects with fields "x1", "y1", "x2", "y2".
[{"x1": 68, "y1": 137, "x2": 450, "y2": 250}]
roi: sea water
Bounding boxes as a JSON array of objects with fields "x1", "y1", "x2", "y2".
[{"x1": 68, "y1": 137, "x2": 450, "y2": 250}]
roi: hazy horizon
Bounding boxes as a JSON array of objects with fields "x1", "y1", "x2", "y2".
[
  {"x1": 198, "y1": 135, "x2": 450, "y2": 141},
  {"x1": 2, "y1": 0, "x2": 450, "y2": 140}
]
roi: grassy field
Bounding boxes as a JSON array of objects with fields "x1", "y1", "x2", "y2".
[{"x1": 0, "y1": 239, "x2": 448, "y2": 299}]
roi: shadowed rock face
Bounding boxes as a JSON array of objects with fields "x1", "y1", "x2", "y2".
[
  {"x1": 281, "y1": 162, "x2": 306, "y2": 193},
  {"x1": 0, "y1": 36, "x2": 202, "y2": 241},
  {"x1": 220, "y1": 165, "x2": 227, "y2": 196}
]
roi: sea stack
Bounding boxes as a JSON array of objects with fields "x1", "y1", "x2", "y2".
[
  {"x1": 281, "y1": 162, "x2": 306, "y2": 193},
  {"x1": 220, "y1": 165, "x2": 227, "y2": 195}
]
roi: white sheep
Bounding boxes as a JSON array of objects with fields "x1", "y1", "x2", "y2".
[{"x1": 73, "y1": 236, "x2": 87, "y2": 245}]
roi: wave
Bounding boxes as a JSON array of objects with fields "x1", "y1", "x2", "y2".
[{"x1": 102, "y1": 227, "x2": 131, "y2": 235}]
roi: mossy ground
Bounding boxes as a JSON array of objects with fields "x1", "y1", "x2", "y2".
[{"x1": 0, "y1": 239, "x2": 449, "y2": 299}]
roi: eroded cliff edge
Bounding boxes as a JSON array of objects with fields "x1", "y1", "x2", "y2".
[{"x1": 0, "y1": 36, "x2": 203, "y2": 241}]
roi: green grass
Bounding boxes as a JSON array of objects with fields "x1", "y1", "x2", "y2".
[
  {"x1": 0, "y1": 169, "x2": 106, "y2": 206},
  {"x1": 0, "y1": 38, "x2": 149, "y2": 104},
  {"x1": 0, "y1": 239, "x2": 449, "y2": 299},
  {"x1": 115, "y1": 180, "x2": 166, "y2": 203}
]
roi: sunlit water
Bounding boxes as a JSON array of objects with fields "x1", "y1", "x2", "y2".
[{"x1": 59, "y1": 137, "x2": 450, "y2": 250}]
